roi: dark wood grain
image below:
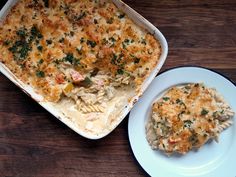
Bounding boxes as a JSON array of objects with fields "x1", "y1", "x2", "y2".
[{"x1": 1, "y1": 1, "x2": 236, "y2": 177}]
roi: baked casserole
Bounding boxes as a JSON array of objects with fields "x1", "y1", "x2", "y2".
[{"x1": 0, "y1": 0, "x2": 162, "y2": 136}]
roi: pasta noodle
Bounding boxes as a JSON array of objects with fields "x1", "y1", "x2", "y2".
[
  {"x1": 217, "y1": 119, "x2": 233, "y2": 133},
  {"x1": 80, "y1": 104, "x2": 104, "y2": 114},
  {"x1": 97, "y1": 90, "x2": 106, "y2": 103}
]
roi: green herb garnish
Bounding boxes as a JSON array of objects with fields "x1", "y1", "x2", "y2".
[
  {"x1": 36, "y1": 70, "x2": 45, "y2": 77},
  {"x1": 16, "y1": 28, "x2": 27, "y2": 38},
  {"x1": 80, "y1": 76, "x2": 92, "y2": 87},
  {"x1": 46, "y1": 39, "x2": 52, "y2": 45},
  {"x1": 124, "y1": 39, "x2": 130, "y2": 44},
  {"x1": 102, "y1": 38, "x2": 108, "y2": 45},
  {"x1": 141, "y1": 38, "x2": 146, "y2": 45},
  {"x1": 111, "y1": 53, "x2": 124, "y2": 65},
  {"x1": 70, "y1": 31, "x2": 74, "y2": 36},
  {"x1": 63, "y1": 53, "x2": 74, "y2": 64},
  {"x1": 189, "y1": 131, "x2": 199, "y2": 145},
  {"x1": 109, "y1": 37, "x2": 116, "y2": 42},
  {"x1": 53, "y1": 59, "x2": 63, "y2": 65},
  {"x1": 106, "y1": 17, "x2": 114, "y2": 24},
  {"x1": 163, "y1": 97, "x2": 170, "y2": 101},
  {"x1": 80, "y1": 37, "x2": 85, "y2": 43},
  {"x1": 118, "y1": 13, "x2": 125, "y2": 19},
  {"x1": 38, "y1": 59, "x2": 44, "y2": 65},
  {"x1": 185, "y1": 85, "x2": 191, "y2": 90},
  {"x1": 117, "y1": 68, "x2": 124, "y2": 75},
  {"x1": 9, "y1": 40, "x2": 31, "y2": 60},
  {"x1": 176, "y1": 98, "x2": 181, "y2": 104},
  {"x1": 183, "y1": 120, "x2": 192, "y2": 128},
  {"x1": 90, "y1": 68, "x2": 99, "y2": 77},
  {"x1": 122, "y1": 42, "x2": 126, "y2": 49},
  {"x1": 76, "y1": 46, "x2": 83, "y2": 55},
  {"x1": 77, "y1": 11, "x2": 86, "y2": 21},
  {"x1": 87, "y1": 40, "x2": 96, "y2": 48},
  {"x1": 212, "y1": 111, "x2": 218, "y2": 118},
  {"x1": 201, "y1": 108, "x2": 209, "y2": 116},
  {"x1": 43, "y1": 0, "x2": 49, "y2": 8},
  {"x1": 94, "y1": 19, "x2": 98, "y2": 24},
  {"x1": 30, "y1": 25, "x2": 43, "y2": 39},
  {"x1": 3, "y1": 40, "x2": 11, "y2": 46},
  {"x1": 63, "y1": 53, "x2": 80, "y2": 65},
  {"x1": 37, "y1": 45, "x2": 43, "y2": 51},
  {"x1": 111, "y1": 54, "x2": 117, "y2": 65},
  {"x1": 59, "y1": 37, "x2": 64, "y2": 43},
  {"x1": 134, "y1": 57, "x2": 140, "y2": 64}
]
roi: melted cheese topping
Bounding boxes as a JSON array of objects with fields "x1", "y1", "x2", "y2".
[
  {"x1": 0, "y1": 0, "x2": 161, "y2": 136},
  {"x1": 146, "y1": 83, "x2": 234, "y2": 155}
]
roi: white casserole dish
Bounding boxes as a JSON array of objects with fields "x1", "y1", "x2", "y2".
[{"x1": 0, "y1": 0, "x2": 168, "y2": 139}]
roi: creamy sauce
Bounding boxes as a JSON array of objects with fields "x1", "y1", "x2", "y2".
[{"x1": 54, "y1": 86, "x2": 135, "y2": 135}]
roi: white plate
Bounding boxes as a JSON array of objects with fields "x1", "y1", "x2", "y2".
[{"x1": 128, "y1": 66, "x2": 236, "y2": 177}]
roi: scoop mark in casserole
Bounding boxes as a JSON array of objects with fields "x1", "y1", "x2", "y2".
[
  {"x1": 0, "y1": 0, "x2": 161, "y2": 135},
  {"x1": 146, "y1": 83, "x2": 234, "y2": 155}
]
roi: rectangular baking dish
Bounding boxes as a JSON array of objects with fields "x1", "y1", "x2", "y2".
[{"x1": 0, "y1": 0, "x2": 168, "y2": 139}]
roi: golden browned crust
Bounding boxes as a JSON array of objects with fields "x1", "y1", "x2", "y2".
[{"x1": 0, "y1": 0, "x2": 161, "y2": 102}]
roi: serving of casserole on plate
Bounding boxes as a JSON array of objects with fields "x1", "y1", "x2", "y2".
[
  {"x1": 146, "y1": 83, "x2": 234, "y2": 155},
  {"x1": 128, "y1": 67, "x2": 236, "y2": 177},
  {"x1": 0, "y1": 0, "x2": 168, "y2": 139}
]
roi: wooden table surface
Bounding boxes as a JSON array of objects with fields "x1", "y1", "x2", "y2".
[{"x1": 1, "y1": 1, "x2": 236, "y2": 177}]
